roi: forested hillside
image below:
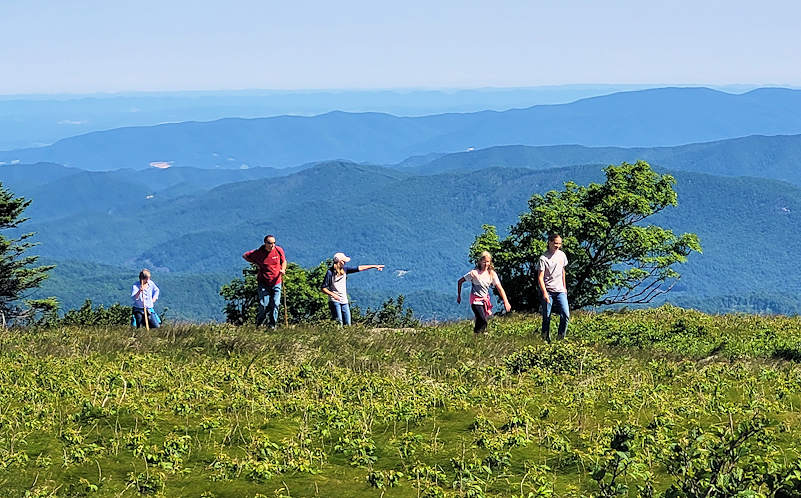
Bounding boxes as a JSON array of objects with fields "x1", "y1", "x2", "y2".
[
  {"x1": 16, "y1": 160, "x2": 801, "y2": 320},
  {"x1": 407, "y1": 134, "x2": 801, "y2": 186}
]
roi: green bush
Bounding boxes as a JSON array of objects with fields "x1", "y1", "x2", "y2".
[
  {"x1": 58, "y1": 299, "x2": 132, "y2": 326},
  {"x1": 360, "y1": 295, "x2": 419, "y2": 328},
  {"x1": 504, "y1": 342, "x2": 610, "y2": 375}
]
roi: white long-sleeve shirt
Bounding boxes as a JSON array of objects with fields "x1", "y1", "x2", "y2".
[{"x1": 132, "y1": 281, "x2": 160, "y2": 308}]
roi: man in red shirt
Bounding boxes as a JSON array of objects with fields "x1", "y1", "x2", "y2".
[{"x1": 243, "y1": 234, "x2": 287, "y2": 328}]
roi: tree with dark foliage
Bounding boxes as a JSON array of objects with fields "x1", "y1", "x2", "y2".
[
  {"x1": 470, "y1": 161, "x2": 702, "y2": 310},
  {"x1": 0, "y1": 183, "x2": 55, "y2": 324}
]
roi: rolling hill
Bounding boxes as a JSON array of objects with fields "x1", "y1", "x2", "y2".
[
  {"x1": 4, "y1": 87, "x2": 801, "y2": 170},
  {"x1": 15, "y1": 160, "x2": 801, "y2": 320},
  {"x1": 405, "y1": 134, "x2": 801, "y2": 185},
  {"x1": 0, "y1": 85, "x2": 658, "y2": 150},
  {"x1": 2, "y1": 163, "x2": 299, "y2": 222}
]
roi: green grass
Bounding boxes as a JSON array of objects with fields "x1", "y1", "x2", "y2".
[{"x1": 1, "y1": 307, "x2": 801, "y2": 496}]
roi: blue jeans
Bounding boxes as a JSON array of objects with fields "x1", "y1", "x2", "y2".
[
  {"x1": 132, "y1": 307, "x2": 160, "y2": 329},
  {"x1": 257, "y1": 283, "x2": 281, "y2": 327},
  {"x1": 329, "y1": 301, "x2": 352, "y2": 326},
  {"x1": 541, "y1": 291, "x2": 569, "y2": 342}
]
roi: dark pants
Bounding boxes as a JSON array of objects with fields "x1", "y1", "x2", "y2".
[
  {"x1": 133, "y1": 307, "x2": 160, "y2": 329},
  {"x1": 471, "y1": 304, "x2": 488, "y2": 333}
]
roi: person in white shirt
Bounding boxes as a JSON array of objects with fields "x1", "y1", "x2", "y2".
[
  {"x1": 457, "y1": 251, "x2": 511, "y2": 333},
  {"x1": 131, "y1": 268, "x2": 160, "y2": 329},
  {"x1": 537, "y1": 234, "x2": 569, "y2": 342},
  {"x1": 321, "y1": 252, "x2": 384, "y2": 325}
]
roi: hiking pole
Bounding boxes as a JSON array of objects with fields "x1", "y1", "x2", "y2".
[
  {"x1": 142, "y1": 282, "x2": 150, "y2": 331},
  {"x1": 283, "y1": 284, "x2": 289, "y2": 327}
]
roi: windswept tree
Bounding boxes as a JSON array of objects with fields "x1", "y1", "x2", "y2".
[
  {"x1": 0, "y1": 183, "x2": 56, "y2": 323},
  {"x1": 471, "y1": 161, "x2": 702, "y2": 310}
]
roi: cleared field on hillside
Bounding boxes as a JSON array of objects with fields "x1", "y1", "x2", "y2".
[{"x1": 1, "y1": 307, "x2": 800, "y2": 497}]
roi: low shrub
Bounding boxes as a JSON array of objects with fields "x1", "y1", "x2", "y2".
[{"x1": 504, "y1": 342, "x2": 610, "y2": 375}]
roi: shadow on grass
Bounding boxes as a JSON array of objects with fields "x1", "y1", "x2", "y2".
[{"x1": 772, "y1": 346, "x2": 801, "y2": 362}]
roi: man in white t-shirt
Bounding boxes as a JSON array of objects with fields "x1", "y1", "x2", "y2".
[{"x1": 537, "y1": 234, "x2": 569, "y2": 342}]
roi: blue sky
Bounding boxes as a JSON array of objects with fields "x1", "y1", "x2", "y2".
[{"x1": 3, "y1": 0, "x2": 800, "y2": 94}]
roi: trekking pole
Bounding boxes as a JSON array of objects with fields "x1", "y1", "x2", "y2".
[
  {"x1": 142, "y1": 283, "x2": 150, "y2": 331},
  {"x1": 283, "y1": 284, "x2": 289, "y2": 327}
]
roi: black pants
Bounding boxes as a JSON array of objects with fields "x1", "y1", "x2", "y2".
[{"x1": 471, "y1": 304, "x2": 488, "y2": 333}]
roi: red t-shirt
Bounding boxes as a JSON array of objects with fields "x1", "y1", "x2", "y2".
[{"x1": 243, "y1": 245, "x2": 286, "y2": 285}]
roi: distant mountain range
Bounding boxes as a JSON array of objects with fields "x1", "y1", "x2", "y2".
[
  {"x1": 404, "y1": 134, "x2": 801, "y2": 186},
  {"x1": 4, "y1": 87, "x2": 801, "y2": 170},
  {"x1": 3, "y1": 163, "x2": 296, "y2": 222},
  {"x1": 9, "y1": 158, "x2": 801, "y2": 320},
  {"x1": 0, "y1": 85, "x2": 672, "y2": 150},
  {"x1": 3, "y1": 86, "x2": 801, "y2": 320},
  {"x1": 6, "y1": 132, "x2": 801, "y2": 220}
]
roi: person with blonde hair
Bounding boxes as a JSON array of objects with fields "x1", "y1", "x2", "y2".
[
  {"x1": 457, "y1": 251, "x2": 511, "y2": 333},
  {"x1": 321, "y1": 252, "x2": 384, "y2": 325},
  {"x1": 131, "y1": 268, "x2": 160, "y2": 328}
]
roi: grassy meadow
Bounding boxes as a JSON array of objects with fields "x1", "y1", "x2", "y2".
[{"x1": 1, "y1": 306, "x2": 801, "y2": 497}]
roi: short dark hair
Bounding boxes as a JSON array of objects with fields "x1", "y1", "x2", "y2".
[
  {"x1": 264, "y1": 234, "x2": 275, "y2": 242},
  {"x1": 547, "y1": 233, "x2": 562, "y2": 242}
]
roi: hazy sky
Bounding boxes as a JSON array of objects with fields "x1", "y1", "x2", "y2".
[{"x1": 3, "y1": 0, "x2": 800, "y2": 94}]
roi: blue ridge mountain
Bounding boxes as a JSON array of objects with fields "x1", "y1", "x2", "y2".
[
  {"x1": 0, "y1": 85, "x2": 665, "y2": 150},
  {"x1": 3, "y1": 87, "x2": 801, "y2": 170},
  {"x1": 403, "y1": 134, "x2": 801, "y2": 186},
  {"x1": 16, "y1": 160, "x2": 801, "y2": 320},
  {"x1": 2, "y1": 163, "x2": 300, "y2": 222}
]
